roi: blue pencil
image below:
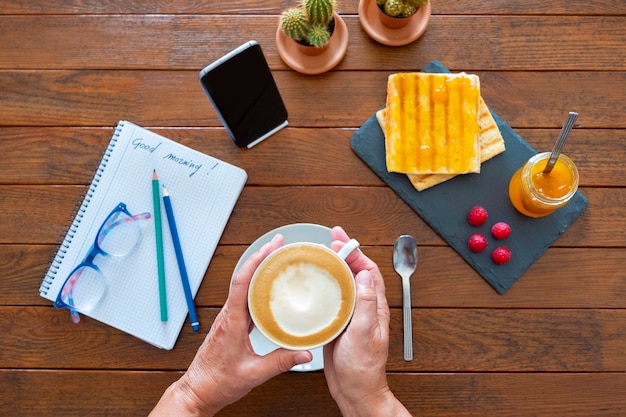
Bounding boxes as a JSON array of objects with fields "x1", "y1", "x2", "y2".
[{"x1": 162, "y1": 186, "x2": 200, "y2": 332}]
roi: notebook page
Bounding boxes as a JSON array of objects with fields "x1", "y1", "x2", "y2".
[{"x1": 41, "y1": 121, "x2": 247, "y2": 349}]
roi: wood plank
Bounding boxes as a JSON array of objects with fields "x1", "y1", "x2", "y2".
[
  {"x1": 436, "y1": 0, "x2": 626, "y2": 15},
  {"x1": 0, "y1": 127, "x2": 379, "y2": 186},
  {"x1": 1, "y1": 16, "x2": 624, "y2": 71},
  {"x1": 2, "y1": 370, "x2": 626, "y2": 416},
  {"x1": 7, "y1": 244, "x2": 626, "y2": 309},
  {"x1": 0, "y1": 127, "x2": 623, "y2": 187},
  {"x1": 0, "y1": 0, "x2": 290, "y2": 15},
  {"x1": 1, "y1": 70, "x2": 624, "y2": 128},
  {"x1": 0, "y1": 0, "x2": 624, "y2": 15},
  {"x1": 1, "y1": 1, "x2": 624, "y2": 417},
  {"x1": 1, "y1": 307, "x2": 624, "y2": 372},
  {"x1": 0, "y1": 185, "x2": 622, "y2": 246}
]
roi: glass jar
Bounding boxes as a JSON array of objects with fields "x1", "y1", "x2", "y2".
[{"x1": 508, "y1": 152, "x2": 579, "y2": 218}]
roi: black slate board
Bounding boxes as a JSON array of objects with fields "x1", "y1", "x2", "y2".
[{"x1": 351, "y1": 60, "x2": 588, "y2": 294}]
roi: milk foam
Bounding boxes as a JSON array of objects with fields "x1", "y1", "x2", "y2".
[{"x1": 270, "y1": 262, "x2": 342, "y2": 336}]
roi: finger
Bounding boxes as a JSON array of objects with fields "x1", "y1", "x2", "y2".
[
  {"x1": 229, "y1": 234, "x2": 284, "y2": 314},
  {"x1": 322, "y1": 341, "x2": 335, "y2": 372},
  {"x1": 369, "y1": 262, "x2": 388, "y2": 308},
  {"x1": 369, "y1": 268, "x2": 390, "y2": 332},
  {"x1": 255, "y1": 349, "x2": 313, "y2": 377},
  {"x1": 348, "y1": 270, "x2": 380, "y2": 338},
  {"x1": 331, "y1": 240, "x2": 379, "y2": 278},
  {"x1": 330, "y1": 226, "x2": 367, "y2": 268},
  {"x1": 331, "y1": 225, "x2": 350, "y2": 242},
  {"x1": 330, "y1": 239, "x2": 361, "y2": 266}
]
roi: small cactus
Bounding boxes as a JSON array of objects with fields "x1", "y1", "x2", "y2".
[
  {"x1": 280, "y1": 7, "x2": 309, "y2": 41},
  {"x1": 384, "y1": 0, "x2": 403, "y2": 17},
  {"x1": 304, "y1": 0, "x2": 336, "y2": 26},
  {"x1": 379, "y1": 0, "x2": 428, "y2": 17},
  {"x1": 400, "y1": 2, "x2": 418, "y2": 16},
  {"x1": 280, "y1": 0, "x2": 338, "y2": 48},
  {"x1": 307, "y1": 24, "x2": 331, "y2": 47}
]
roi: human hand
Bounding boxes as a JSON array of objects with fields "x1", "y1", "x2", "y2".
[
  {"x1": 150, "y1": 233, "x2": 313, "y2": 417},
  {"x1": 324, "y1": 226, "x2": 411, "y2": 417}
]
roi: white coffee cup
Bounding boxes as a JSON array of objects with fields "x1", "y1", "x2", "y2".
[{"x1": 248, "y1": 239, "x2": 359, "y2": 351}]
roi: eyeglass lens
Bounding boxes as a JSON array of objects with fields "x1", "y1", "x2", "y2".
[
  {"x1": 62, "y1": 209, "x2": 143, "y2": 313},
  {"x1": 61, "y1": 265, "x2": 107, "y2": 312},
  {"x1": 97, "y1": 210, "x2": 142, "y2": 256}
]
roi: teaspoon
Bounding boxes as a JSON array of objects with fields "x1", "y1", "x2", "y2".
[
  {"x1": 393, "y1": 235, "x2": 418, "y2": 361},
  {"x1": 544, "y1": 111, "x2": 578, "y2": 173}
]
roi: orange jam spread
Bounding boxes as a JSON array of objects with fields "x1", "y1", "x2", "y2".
[
  {"x1": 508, "y1": 153, "x2": 579, "y2": 218},
  {"x1": 530, "y1": 159, "x2": 575, "y2": 199},
  {"x1": 384, "y1": 72, "x2": 481, "y2": 175}
]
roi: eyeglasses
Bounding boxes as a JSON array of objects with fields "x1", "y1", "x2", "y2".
[{"x1": 54, "y1": 202, "x2": 151, "y2": 323}]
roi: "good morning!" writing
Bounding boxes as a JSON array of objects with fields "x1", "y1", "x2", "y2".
[{"x1": 132, "y1": 137, "x2": 203, "y2": 177}]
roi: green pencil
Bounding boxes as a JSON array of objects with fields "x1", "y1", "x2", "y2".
[{"x1": 152, "y1": 170, "x2": 168, "y2": 321}]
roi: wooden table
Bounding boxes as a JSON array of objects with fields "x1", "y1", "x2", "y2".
[{"x1": 1, "y1": 1, "x2": 625, "y2": 415}]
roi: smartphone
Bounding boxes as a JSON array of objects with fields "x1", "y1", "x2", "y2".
[{"x1": 199, "y1": 41, "x2": 288, "y2": 148}]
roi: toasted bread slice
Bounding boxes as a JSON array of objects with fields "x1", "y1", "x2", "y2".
[
  {"x1": 384, "y1": 72, "x2": 481, "y2": 175},
  {"x1": 377, "y1": 96, "x2": 505, "y2": 191}
]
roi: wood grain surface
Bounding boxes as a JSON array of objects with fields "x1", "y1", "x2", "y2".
[{"x1": 1, "y1": 1, "x2": 624, "y2": 416}]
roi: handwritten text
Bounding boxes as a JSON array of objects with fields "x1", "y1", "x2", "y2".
[
  {"x1": 131, "y1": 138, "x2": 161, "y2": 153},
  {"x1": 163, "y1": 153, "x2": 203, "y2": 177}
]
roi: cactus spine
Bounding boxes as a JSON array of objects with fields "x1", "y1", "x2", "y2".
[
  {"x1": 400, "y1": 2, "x2": 418, "y2": 16},
  {"x1": 379, "y1": 0, "x2": 428, "y2": 17},
  {"x1": 280, "y1": 0, "x2": 338, "y2": 48},
  {"x1": 384, "y1": 0, "x2": 403, "y2": 17},
  {"x1": 307, "y1": 24, "x2": 331, "y2": 47},
  {"x1": 407, "y1": 0, "x2": 429, "y2": 7},
  {"x1": 280, "y1": 7, "x2": 309, "y2": 41},
  {"x1": 304, "y1": 0, "x2": 336, "y2": 26}
]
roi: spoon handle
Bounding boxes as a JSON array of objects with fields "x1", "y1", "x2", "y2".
[
  {"x1": 402, "y1": 275, "x2": 413, "y2": 361},
  {"x1": 544, "y1": 111, "x2": 578, "y2": 173}
]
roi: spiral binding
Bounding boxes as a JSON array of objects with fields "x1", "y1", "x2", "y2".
[{"x1": 39, "y1": 122, "x2": 125, "y2": 296}]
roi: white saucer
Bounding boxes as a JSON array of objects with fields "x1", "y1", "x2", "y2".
[{"x1": 232, "y1": 223, "x2": 333, "y2": 372}]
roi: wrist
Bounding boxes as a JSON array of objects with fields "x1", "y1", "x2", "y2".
[
  {"x1": 333, "y1": 387, "x2": 410, "y2": 417},
  {"x1": 150, "y1": 376, "x2": 219, "y2": 417}
]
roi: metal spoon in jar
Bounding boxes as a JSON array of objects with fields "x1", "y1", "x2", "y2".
[
  {"x1": 544, "y1": 111, "x2": 578, "y2": 173},
  {"x1": 393, "y1": 235, "x2": 418, "y2": 361}
]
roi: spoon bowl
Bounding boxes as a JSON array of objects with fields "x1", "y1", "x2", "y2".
[{"x1": 393, "y1": 235, "x2": 418, "y2": 361}]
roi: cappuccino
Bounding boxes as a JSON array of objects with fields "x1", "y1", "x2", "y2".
[{"x1": 248, "y1": 242, "x2": 357, "y2": 350}]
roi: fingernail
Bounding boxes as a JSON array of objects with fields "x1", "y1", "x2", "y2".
[
  {"x1": 357, "y1": 271, "x2": 372, "y2": 287},
  {"x1": 295, "y1": 352, "x2": 312, "y2": 365}
]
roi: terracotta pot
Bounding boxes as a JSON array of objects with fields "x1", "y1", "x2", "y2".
[
  {"x1": 295, "y1": 39, "x2": 330, "y2": 56},
  {"x1": 377, "y1": 7, "x2": 416, "y2": 29},
  {"x1": 295, "y1": 16, "x2": 335, "y2": 56},
  {"x1": 358, "y1": 0, "x2": 431, "y2": 47},
  {"x1": 276, "y1": 12, "x2": 349, "y2": 75}
]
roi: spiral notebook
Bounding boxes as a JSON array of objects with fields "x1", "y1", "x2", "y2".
[{"x1": 39, "y1": 121, "x2": 247, "y2": 349}]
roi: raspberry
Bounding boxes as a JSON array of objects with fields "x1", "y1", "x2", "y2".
[
  {"x1": 467, "y1": 233, "x2": 488, "y2": 253},
  {"x1": 491, "y1": 246, "x2": 512, "y2": 264},
  {"x1": 468, "y1": 206, "x2": 488, "y2": 226},
  {"x1": 491, "y1": 222, "x2": 511, "y2": 240}
]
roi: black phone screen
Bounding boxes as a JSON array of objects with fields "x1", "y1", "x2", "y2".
[{"x1": 199, "y1": 42, "x2": 288, "y2": 148}]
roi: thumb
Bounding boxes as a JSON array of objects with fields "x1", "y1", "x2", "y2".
[
  {"x1": 257, "y1": 348, "x2": 313, "y2": 376},
  {"x1": 349, "y1": 270, "x2": 378, "y2": 337}
]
